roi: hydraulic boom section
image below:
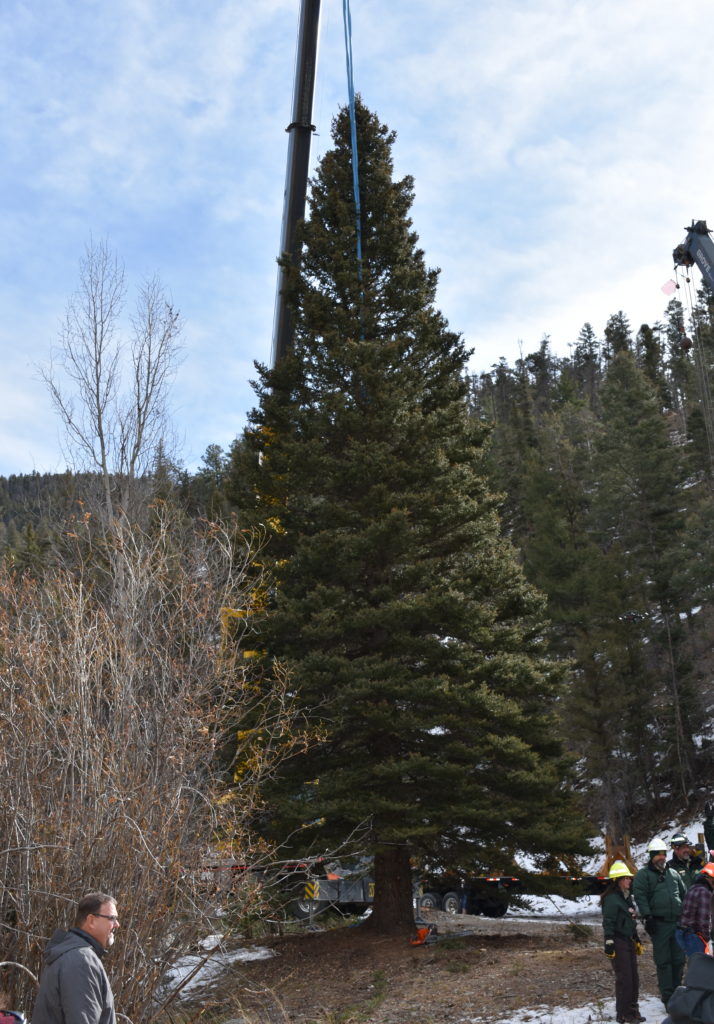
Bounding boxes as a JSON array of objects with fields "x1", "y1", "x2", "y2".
[
  {"x1": 673, "y1": 220, "x2": 714, "y2": 292},
  {"x1": 271, "y1": 0, "x2": 321, "y2": 369}
]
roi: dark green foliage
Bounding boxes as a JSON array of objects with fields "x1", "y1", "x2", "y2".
[
  {"x1": 178, "y1": 443, "x2": 232, "y2": 517},
  {"x1": 636, "y1": 323, "x2": 670, "y2": 407},
  {"x1": 472, "y1": 311, "x2": 714, "y2": 834},
  {"x1": 571, "y1": 322, "x2": 602, "y2": 411},
  {"x1": 584, "y1": 353, "x2": 698, "y2": 821},
  {"x1": 686, "y1": 289, "x2": 714, "y2": 477},
  {"x1": 0, "y1": 470, "x2": 85, "y2": 567},
  {"x1": 663, "y1": 299, "x2": 695, "y2": 416},
  {"x1": 0, "y1": 464, "x2": 206, "y2": 568},
  {"x1": 603, "y1": 311, "x2": 632, "y2": 359},
  {"x1": 234, "y1": 101, "x2": 589, "y2": 929}
]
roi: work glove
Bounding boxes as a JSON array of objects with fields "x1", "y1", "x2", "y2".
[
  {"x1": 633, "y1": 937, "x2": 644, "y2": 955},
  {"x1": 605, "y1": 939, "x2": 616, "y2": 959},
  {"x1": 644, "y1": 916, "x2": 657, "y2": 937}
]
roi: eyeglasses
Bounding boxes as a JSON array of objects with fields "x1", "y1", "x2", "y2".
[{"x1": 93, "y1": 913, "x2": 120, "y2": 923}]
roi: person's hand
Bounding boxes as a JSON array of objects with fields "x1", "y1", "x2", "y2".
[
  {"x1": 644, "y1": 916, "x2": 657, "y2": 936},
  {"x1": 605, "y1": 939, "x2": 616, "y2": 959},
  {"x1": 634, "y1": 937, "x2": 644, "y2": 955}
]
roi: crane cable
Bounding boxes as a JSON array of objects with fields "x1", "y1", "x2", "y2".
[
  {"x1": 342, "y1": 0, "x2": 363, "y2": 283},
  {"x1": 682, "y1": 274, "x2": 714, "y2": 471}
]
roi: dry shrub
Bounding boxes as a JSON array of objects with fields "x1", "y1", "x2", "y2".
[{"x1": 0, "y1": 506, "x2": 305, "y2": 1021}]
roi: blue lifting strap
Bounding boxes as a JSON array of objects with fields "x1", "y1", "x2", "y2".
[{"x1": 342, "y1": 0, "x2": 363, "y2": 283}]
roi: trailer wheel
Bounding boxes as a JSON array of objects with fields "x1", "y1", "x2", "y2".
[
  {"x1": 418, "y1": 892, "x2": 441, "y2": 912},
  {"x1": 442, "y1": 891, "x2": 461, "y2": 915},
  {"x1": 290, "y1": 898, "x2": 327, "y2": 920}
]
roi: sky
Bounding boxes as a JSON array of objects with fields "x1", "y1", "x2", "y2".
[{"x1": 3, "y1": 0, "x2": 714, "y2": 476}]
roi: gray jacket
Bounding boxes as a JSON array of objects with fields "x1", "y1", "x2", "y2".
[{"x1": 32, "y1": 928, "x2": 115, "y2": 1024}]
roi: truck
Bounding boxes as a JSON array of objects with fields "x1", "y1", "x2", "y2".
[
  {"x1": 289, "y1": 862, "x2": 617, "y2": 920},
  {"x1": 199, "y1": 855, "x2": 521, "y2": 920},
  {"x1": 276, "y1": 859, "x2": 524, "y2": 920},
  {"x1": 277, "y1": 833, "x2": 708, "y2": 920}
]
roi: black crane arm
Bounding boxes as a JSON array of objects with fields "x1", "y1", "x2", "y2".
[
  {"x1": 271, "y1": 0, "x2": 322, "y2": 368},
  {"x1": 673, "y1": 220, "x2": 714, "y2": 292}
]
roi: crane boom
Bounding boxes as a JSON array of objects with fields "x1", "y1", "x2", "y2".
[
  {"x1": 271, "y1": 0, "x2": 322, "y2": 369},
  {"x1": 671, "y1": 219, "x2": 714, "y2": 468},
  {"x1": 672, "y1": 220, "x2": 714, "y2": 292}
]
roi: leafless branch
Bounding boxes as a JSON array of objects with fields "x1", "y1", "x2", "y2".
[
  {"x1": 0, "y1": 511, "x2": 306, "y2": 1020},
  {"x1": 38, "y1": 240, "x2": 182, "y2": 523}
]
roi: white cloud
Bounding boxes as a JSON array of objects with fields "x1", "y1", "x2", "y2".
[{"x1": 2, "y1": 0, "x2": 714, "y2": 473}]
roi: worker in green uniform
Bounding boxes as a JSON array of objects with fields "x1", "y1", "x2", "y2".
[
  {"x1": 667, "y1": 832, "x2": 704, "y2": 890},
  {"x1": 601, "y1": 860, "x2": 645, "y2": 1024},
  {"x1": 632, "y1": 838, "x2": 686, "y2": 1007}
]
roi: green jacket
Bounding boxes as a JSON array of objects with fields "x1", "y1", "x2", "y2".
[
  {"x1": 602, "y1": 887, "x2": 638, "y2": 940},
  {"x1": 667, "y1": 853, "x2": 704, "y2": 891},
  {"x1": 633, "y1": 861, "x2": 686, "y2": 922}
]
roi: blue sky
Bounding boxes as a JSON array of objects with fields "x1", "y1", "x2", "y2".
[{"x1": 2, "y1": 0, "x2": 714, "y2": 475}]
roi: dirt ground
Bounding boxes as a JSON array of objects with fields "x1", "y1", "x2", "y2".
[{"x1": 198, "y1": 911, "x2": 661, "y2": 1024}]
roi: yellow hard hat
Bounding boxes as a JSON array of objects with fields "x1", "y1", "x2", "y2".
[{"x1": 608, "y1": 860, "x2": 634, "y2": 879}]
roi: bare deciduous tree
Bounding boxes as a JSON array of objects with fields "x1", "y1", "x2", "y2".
[
  {"x1": 0, "y1": 509, "x2": 308, "y2": 1021},
  {"x1": 41, "y1": 240, "x2": 182, "y2": 522}
]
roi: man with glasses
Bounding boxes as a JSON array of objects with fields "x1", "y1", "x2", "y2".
[{"x1": 32, "y1": 892, "x2": 119, "y2": 1024}]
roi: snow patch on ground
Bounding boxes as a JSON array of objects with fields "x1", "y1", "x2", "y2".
[
  {"x1": 509, "y1": 893, "x2": 601, "y2": 918},
  {"x1": 470, "y1": 992, "x2": 665, "y2": 1024},
  {"x1": 162, "y1": 942, "x2": 276, "y2": 997}
]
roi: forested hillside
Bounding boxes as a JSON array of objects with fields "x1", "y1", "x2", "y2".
[
  {"x1": 0, "y1": 470, "x2": 80, "y2": 569},
  {"x1": 470, "y1": 301, "x2": 714, "y2": 836},
  {"x1": 3, "y1": 296, "x2": 713, "y2": 845}
]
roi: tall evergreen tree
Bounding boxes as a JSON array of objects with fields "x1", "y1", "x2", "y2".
[
  {"x1": 686, "y1": 289, "x2": 714, "y2": 479},
  {"x1": 476, "y1": 359, "x2": 539, "y2": 539},
  {"x1": 636, "y1": 323, "x2": 670, "y2": 408},
  {"x1": 571, "y1": 322, "x2": 601, "y2": 410},
  {"x1": 179, "y1": 443, "x2": 231, "y2": 517},
  {"x1": 235, "y1": 101, "x2": 588, "y2": 933},
  {"x1": 522, "y1": 337, "x2": 559, "y2": 418},
  {"x1": 663, "y1": 299, "x2": 695, "y2": 422},
  {"x1": 603, "y1": 311, "x2": 632, "y2": 360},
  {"x1": 587, "y1": 352, "x2": 701, "y2": 804}
]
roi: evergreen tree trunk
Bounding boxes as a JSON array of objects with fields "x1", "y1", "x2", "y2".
[{"x1": 366, "y1": 845, "x2": 414, "y2": 935}]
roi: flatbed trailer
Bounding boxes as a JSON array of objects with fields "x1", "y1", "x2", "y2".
[
  {"x1": 201, "y1": 854, "x2": 683, "y2": 921},
  {"x1": 417, "y1": 871, "x2": 613, "y2": 917},
  {"x1": 284, "y1": 866, "x2": 616, "y2": 920}
]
